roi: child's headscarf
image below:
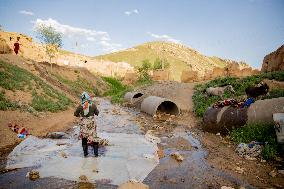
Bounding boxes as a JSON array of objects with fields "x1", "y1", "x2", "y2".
[{"x1": 80, "y1": 91, "x2": 93, "y2": 116}]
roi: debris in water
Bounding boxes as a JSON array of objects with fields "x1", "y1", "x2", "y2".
[
  {"x1": 98, "y1": 138, "x2": 109, "y2": 146},
  {"x1": 157, "y1": 147, "x2": 165, "y2": 159},
  {"x1": 170, "y1": 152, "x2": 184, "y2": 162},
  {"x1": 27, "y1": 170, "x2": 40, "y2": 181}
]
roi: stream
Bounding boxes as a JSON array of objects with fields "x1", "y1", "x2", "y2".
[{"x1": 0, "y1": 99, "x2": 254, "y2": 189}]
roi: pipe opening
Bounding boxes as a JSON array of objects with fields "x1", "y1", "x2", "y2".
[
  {"x1": 157, "y1": 101, "x2": 179, "y2": 115},
  {"x1": 133, "y1": 93, "x2": 143, "y2": 99}
]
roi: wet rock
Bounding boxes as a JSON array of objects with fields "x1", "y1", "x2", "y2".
[
  {"x1": 60, "y1": 151, "x2": 67, "y2": 158},
  {"x1": 79, "y1": 175, "x2": 88, "y2": 182},
  {"x1": 269, "y1": 170, "x2": 277, "y2": 177},
  {"x1": 118, "y1": 181, "x2": 149, "y2": 189},
  {"x1": 171, "y1": 152, "x2": 184, "y2": 162},
  {"x1": 46, "y1": 132, "x2": 68, "y2": 139},
  {"x1": 28, "y1": 170, "x2": 40, "y2": 181}
]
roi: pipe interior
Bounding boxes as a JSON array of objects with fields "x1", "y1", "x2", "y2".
[{"x1": 157, "y1": 101, "x2": 179, "y2": 115}]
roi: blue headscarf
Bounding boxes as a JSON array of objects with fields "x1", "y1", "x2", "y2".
[{"x1": 80, "y1": 91, "x2": 93, "y2": 116}]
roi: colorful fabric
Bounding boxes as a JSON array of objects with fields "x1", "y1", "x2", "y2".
[
  {"x1": 80, "y1": 91, "x2": 93, "y2": 116},
  {"x1": 79, "y1": 116, "x2": 99, "y2": 144},
  {"x1": 212, "y1": 99, "x2": 239, "y2": 108},
  {"x1": 8, "y1": 122, "x2": 29, "y2": 138}
]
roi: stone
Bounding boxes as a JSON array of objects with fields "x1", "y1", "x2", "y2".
[
  {"x1": 278, "y1": 170, "x2": 284, "y2": 175},
  {"x1": 118, "y1": 181, "x2": 149, "y2": 189},
  {"x1": 235, "y1": 166, "x2": 244, "y2": 174},
  {"x1": 46, "y1": 132, "x2": 69, "y2": 139},
  {"x1": 221, "y1": 186, "x2": 235, "y2": 189},
  {"x1": 60, "y1": 151, "x2": 67, "y2": 158},
  {"x1": 28, "y1": 170, "x2": 40, "y2": 180},
  {"x1": 269, "y1": 170, "x2": 277, "y2": 177},
  {"x1": 79, "y1": 175, "x2": 88, "y2": 182},
  {"x1": 262, "y1": 45, "x2": 284, "y2": 72},
  {"x1": 171, "y1": 152, "x2": 184, "y2": 162}
]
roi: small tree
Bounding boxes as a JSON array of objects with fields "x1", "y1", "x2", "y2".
[
  {"x1": 153, "y1": 58, "x2": 170, "y2": 70},
  {"x1": 136, "y1": 59, "x2": 152, "y2": 80},
  {"x1": 36, "y1": 24, "x2": 63, "y2": 70}
]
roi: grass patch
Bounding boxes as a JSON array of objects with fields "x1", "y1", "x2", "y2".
[
  {"x1": 0, "y1": 60, "x2": 72, "y2": 112},
  {"x1": 0, "y1": 91, "x2": 18, "y2": 110},
  {"x1": 230, "y1": 122, "x2": 279, "y2": 160},
  {"x1": 53, "y1": 73, "x2": 99, "y2": 96},
  {"x1": 102, "y1": 77, "x2": 131, "y2": 103},
  {"x1": 193, "y1": 71, "x2": 284, "y2": 117}
]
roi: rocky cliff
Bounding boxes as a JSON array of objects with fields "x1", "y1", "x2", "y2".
[{"x1": 262, "y1": 45, "x2": 284, "y2": 72}]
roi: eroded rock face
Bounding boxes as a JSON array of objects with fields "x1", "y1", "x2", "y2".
[{"x1": 262, "y1": 45, "x2": 284, "y2": 72}]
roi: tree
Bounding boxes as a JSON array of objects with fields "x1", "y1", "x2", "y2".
[
  {"x1": 136, "y1": 59, "x2": 152, "y2": 80},
  {"x1": 153, "y1": 58, "x2": 170, "y2": 70},
  {"x1": 36, "y1": 24, "x2": 63, "y2": 70}
]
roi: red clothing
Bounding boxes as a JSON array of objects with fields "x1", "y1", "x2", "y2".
[{"x1": 14, "y1": 42, "x2": 20, "y2": 54}]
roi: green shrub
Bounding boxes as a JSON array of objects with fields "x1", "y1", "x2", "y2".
[
  {"x1": 102, "y1": 77, "x2": 130, "y2": 103},
  {"x1": 230, "y1": 122, "x2": 279, "y2": 160}
]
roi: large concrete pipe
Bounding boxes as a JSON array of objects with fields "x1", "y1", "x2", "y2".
[
  {"x1": 203, "y1": 97, "x2": 284, "y2": 134},
  {"x1": 141, "y1": 96, "x2": 180, "y2": 116},
  {"x1": 124, "y1": 92, "x2": 144, "y2": 103}
]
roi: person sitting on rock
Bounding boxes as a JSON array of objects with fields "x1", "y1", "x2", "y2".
[{"x1": 74, "y1": 91, "x2": 100, "y2": 157}]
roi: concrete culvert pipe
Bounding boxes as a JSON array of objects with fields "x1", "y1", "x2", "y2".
[
  {"x1": 141, "y1": 96, "x2": 180, "y2": 116},
  {"x1": 124, "y1": 92, "x2": 144, "y2": 103}
]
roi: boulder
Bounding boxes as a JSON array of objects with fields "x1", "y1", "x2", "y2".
[
  {"x1": 46, "y1": 132, "x2": 69, "y2": 139},
  {"x1": 262, "y1": 45, "x2": 284, "y2": 72}
]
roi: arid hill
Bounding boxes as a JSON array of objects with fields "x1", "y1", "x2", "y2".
[{"x1": 96, "y1": 41, "x2": 253, "y2": 81}]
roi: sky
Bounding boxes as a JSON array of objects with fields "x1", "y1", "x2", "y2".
[{"x1": 0, "y1": 0, "x2": 283, "y2": 69}]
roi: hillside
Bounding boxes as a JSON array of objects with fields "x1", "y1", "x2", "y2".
[
  {"x1": 95, "y1": 41, "x2": 250, "y2": 81},
  {"x1": 0, "y1": 30, "x2": 134, "y2": 78},
  {"x1": 0, "y1": 54, "x2": 109, "y2": 151}
]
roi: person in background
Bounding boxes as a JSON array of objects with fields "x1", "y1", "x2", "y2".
[
  {"x1": 13, "y1": 37, "x2": 20, "y2": 55},
  {"x1": 74, "y1": 91, "x2": 100, "y2": 157}
]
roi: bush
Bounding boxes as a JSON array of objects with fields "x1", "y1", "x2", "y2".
[
  {"x1": 230, "y1": 122, "x2": 279, "y2": 160},
  {"x1": 153, "y1": 58, "x2": 170, "y2": 70},
  {"x1": 102, "y1": 77, "x2": 130, "y2": 103}
]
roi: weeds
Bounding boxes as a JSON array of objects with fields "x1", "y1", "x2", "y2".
[
  {"x1": 230, "y1": 122, "x2": 279, "y2": 160},
  {"x1": 0, "y1": 91, "x2": 18, "y2": 110},
  {"x1": 102, "y1": 77, "x2": 130, "y2": 103}
]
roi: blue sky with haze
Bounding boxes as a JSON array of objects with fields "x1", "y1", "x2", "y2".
[{"x1": 0, "y1": 0, "x2": 283, "y2": 68}]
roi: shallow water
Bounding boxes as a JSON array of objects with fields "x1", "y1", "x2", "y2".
[{"x1": 5, "y1": 99, "x2": 159, "y2": 186}]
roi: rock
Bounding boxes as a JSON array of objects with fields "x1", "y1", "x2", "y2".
[
  {"x1": 145, "y1": 130, "x2": 161, "y2": 144},
  {"x1": 28, "y1": 170, "x2": 40, "y2": 180},
  {"x1": 171, "y1": 152, "x2": 184, "y2": 162},
  {"x1": 235, "y1": 166, "x2": 244, "y2": 174},
  {"x1": 221, "y1": 186, "x2": 235, "y2": 189},
  {"x1": 60, "y1": 151, "x2": 67, "y2": 158},
  {"x1": 278, "y1": 170, "x2": 284, "y2": 175},
  {"x1": 46, "y1": 132, "x2": 68, "y2": 139},
  {"x1": 235, "y1": 142, "x2": 262, "y2": 158},
  {"x1": 262, "y1": 45, "x2": 284, "y2": 72},
  {"x1": 118, "y1": 181, "x2": 149, "y2": 189},
  {"x1": 79, "y1": 175, "x2": 88, "y2": 182},
  {"x1": 269, "y1": 170, "x2": 277, "y2": 177}
]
